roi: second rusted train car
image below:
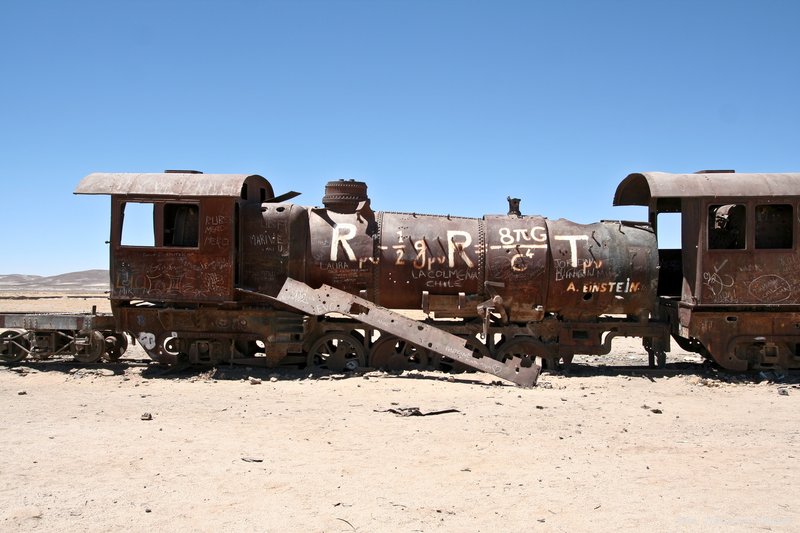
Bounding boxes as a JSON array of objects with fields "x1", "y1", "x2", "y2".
[{"x1": 616, "y1": 171, "x2": 800, "y2": 371}]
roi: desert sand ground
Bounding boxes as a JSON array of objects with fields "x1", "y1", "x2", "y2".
[{"x1": 1, "y1": 294, "x2": 798, "y2": 532}]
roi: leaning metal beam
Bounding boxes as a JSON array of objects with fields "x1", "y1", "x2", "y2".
[{"x1": 274, "y1": 278, "x2": 540, "y2": 387}]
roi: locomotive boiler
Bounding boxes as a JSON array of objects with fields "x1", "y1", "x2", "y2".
[{"x1": 247, "y1": 178, "x2": 659, "y2": 324}]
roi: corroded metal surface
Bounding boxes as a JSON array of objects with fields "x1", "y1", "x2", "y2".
[
  {"x1": 307, "y1": 206, "x2": 378, "y2": 297},
  {"x1": 616, "y1": 170, "x2": 800, "y2": 371},
  {"x1": 108, "y1": 196, "x2": 237, "y2": 303},
  {"x1": 322, "y1": 179, "x2": 369, "y2": 213},
  {"x1": 75, "y1": 172, "x2": 274, "y2": 198},
  {"x1": 614, "y1": 171, "x2": 800, "y2": 206},
  {"x1": 0, "y1": 312, "x2": 123, "y2": 363},
  {"x1": 377, "y1": 213, "x2": 483, "y2": 310},
  {"x1": 275, "y1": 278, "x2": 541, "y2": 387},
  {"x1": 0, "y1": 312, "x2": 114, "y2": 332},
  {"x1": 239, "y1": 202, "x2": 309, "y2": 297},
  {"x1": 484, "y1": 214, "x2": 549, "y2": 321},
  {"x1": 543, "y1": 219, "x2": 658, "y2": 320}
]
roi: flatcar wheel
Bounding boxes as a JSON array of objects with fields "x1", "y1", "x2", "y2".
[
  {"x1": 103, "y1": 332, "x2": 129, "y2": 362},
  {"x1": 307, "y1": 332, "x2": 366, "y2": 372},
  {"x1": 495, "y1": 337, "x2": 554, "y2": 370},
  {"x1": 0, "y1": 329, "x2": 31, "y2": 363},
  {"x1": 73, "y1": 331, "x2": 105, "y2": 363},
  {"x1": 369, "y1": 336, "x2": 430, "y2": 371}
]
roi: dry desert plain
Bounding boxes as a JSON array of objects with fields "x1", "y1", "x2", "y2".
[{"x1": 1, "y1": 294, "x2": 798, "y2": 532}]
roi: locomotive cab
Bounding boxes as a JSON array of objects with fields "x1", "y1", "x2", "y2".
[
  {"x1": 74, "y1": 171, "x2": 312, "y2": 366},
  {"x1": 76, "y1": 171, "x2": 275, "y2": 305}
]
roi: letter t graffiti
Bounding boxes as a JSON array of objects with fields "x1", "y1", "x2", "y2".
[{"x1": 553, "y1": 235, "x2": 589, "y2": 268}]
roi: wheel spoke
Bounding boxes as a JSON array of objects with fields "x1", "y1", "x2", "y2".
[
  {"x1": 0, "y1": 330, "x2": 30, "y2": 363},
  {"x1": 308, "y1": 332, "x2": 365, "y2": 372},
  {"x1": 370, "y1": 336, "x2": 430, "y2": 371}
]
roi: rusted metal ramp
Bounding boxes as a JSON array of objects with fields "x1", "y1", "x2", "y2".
[{"x1": 274, "y1": 278, "x2": 541, "y2": 387}]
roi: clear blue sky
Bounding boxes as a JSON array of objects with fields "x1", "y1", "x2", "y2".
[{"x1": 2, "y1": 0, "x2": 799, "y2": 275}]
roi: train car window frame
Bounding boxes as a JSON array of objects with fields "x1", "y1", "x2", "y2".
[
  {"x1": 119, "y1": 201, "x2": 201, "y2": 249},
  {"x1": 120, "y1": 201, "x2": 156, "y2": 247},
  {"x1": 755, "y1": 203, "x2": 794, "y2": 250},
  {"x1": 163, "y1": 202, "x2": 200, "y2": 248},
  {"x1": 707, "y1": 203, "x2": 747, "y2": 250},
  {"x1": 656, "y1": 212, "x2": 682, "y2": 250}
]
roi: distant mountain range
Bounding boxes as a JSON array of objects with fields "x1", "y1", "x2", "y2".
[{"x1": 0, "y1": 270, "x2": 109, "y2": 292}]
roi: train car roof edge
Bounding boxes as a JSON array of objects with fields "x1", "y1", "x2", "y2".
[
  {"x1": 74, "y1": 172, "x2": 270, "y2": 197},
  {"x1": 614, "y1": 171, "x2": 800, "y2": 206}
]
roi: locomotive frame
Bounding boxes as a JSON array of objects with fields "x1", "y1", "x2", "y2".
[{"x1": 2, "y1": 169, "x2": 799, "y2": 385}]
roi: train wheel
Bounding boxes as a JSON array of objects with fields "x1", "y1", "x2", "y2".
[
  {"x1": 430, "y1": 335, "x2": 488, "y2": 373},
  {"x1": 136, "y1": 333, "x2": 182, "y2": 365},
  {"x1": 307, "y1": 332, "x2": 366, "y2": 372},
  {"x1": 234, "y1": 339, "x2": 262, "y2": 357},
  {"x1": 369, "y1": 336, "x2": 430, "y2": 371},
  {"x1": 73, "y1": 331, "x2": 105, "y2": 363},
  {"x1": 0, "y1": 329, "x2": 31, "y2": 363},
  {"x1": 495, "y1": 336, "x2": 556, "y2": 370},
  {"x1": 103, "y1": 332, "x2": 129, "y2": 362}
]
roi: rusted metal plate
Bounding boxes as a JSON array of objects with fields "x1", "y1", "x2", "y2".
[
  {"x1": 614, "y1": 172, "x2": 800, "y2": 206},
  {"x1": 112, "y1": 303, "x2": 306, "y2": 366},
  {"x1": 321, "y1": 179, "x2": 369, "y2": 212},
  {"x1": 109, "y1": 196, "x2": 235, "y2": 302},
  {"x1": 75, "y1": 173, "x2": 274, "y2": 199},
  {"x1": 239, "y1": 202, "x2": 309, "y2": 297},
  {"x1": 695, "y1": 199, "x2": 800, "y2": 306},
  {"x1": 0, "y1": 313, "x2": 115, "y2": 331},
  {"x1": 484, "y1": 214, "x2": 549, "y2": 322},
  {"x1": 306, "y1": 207, "x2": 378, "y2": 297},
  {"x1": 686, "y1": 310, "x2": 800, "y2": 370},
  {"x1": 698, "y1": 251, "x2": 800, "y2": 305},
  {"x1": 377, "y1": 212, "x2": 483, "y2": 309},
  {"x1": 275, "y1": 278, "x2": 541, "y2": 387},
  {"x1": 543, "y1": 219, "x2": 658, "y2": 320}
]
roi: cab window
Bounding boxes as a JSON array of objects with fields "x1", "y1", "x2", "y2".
[
  {"x1": 120, "y1": 202, "x2": 200, "y2": 248},
  {"x1": 164, "y1": 203, "x2": 199, "y2": 247},
  {"x1": 755, "y1": 204, "x2": 793, "y2": 249},
  {"x1": 121, "y1": 202, "x2": 156, "y2": 247},
  {"x1": 708, "y1": 204, "x2": 746, "y2": 250}
]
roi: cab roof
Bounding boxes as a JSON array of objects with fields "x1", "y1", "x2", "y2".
[
  {"x1": 614, "y1": 171, "x2": 800, "y2": 206},
  {"x1": 75, "y1": 172, "x2": 273, "y2": 198}
]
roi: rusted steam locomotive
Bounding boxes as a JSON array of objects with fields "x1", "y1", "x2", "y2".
[{"x1": 2, "y1": 170, "x2": 799, "y2": 385}]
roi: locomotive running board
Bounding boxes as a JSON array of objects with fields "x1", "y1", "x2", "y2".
[{"x1": 271, "y1": 278, "x2": 541, "y2": 387}]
